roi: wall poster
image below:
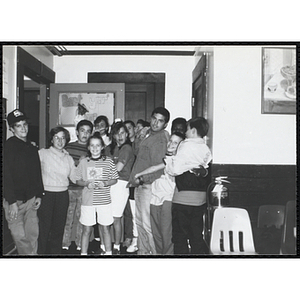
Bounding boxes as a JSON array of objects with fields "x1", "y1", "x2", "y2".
[{"x1": 262, "y1": 47, "x2": 296, "y2": 114}]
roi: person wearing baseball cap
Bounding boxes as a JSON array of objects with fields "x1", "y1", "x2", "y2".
[{"x1": 3, "y1": 109, "x2": 44, "y2": 255}]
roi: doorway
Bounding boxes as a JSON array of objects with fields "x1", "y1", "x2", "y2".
[
  {"x1": 17, "y1": 47, "x2": 55, "y2": 148},
  {"x1": 88, "y1": 72, "x2": 165, "y2": 123}
]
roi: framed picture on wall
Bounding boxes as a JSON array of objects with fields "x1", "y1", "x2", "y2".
[{"x1": 261, "y1": 47, "x2": 296, "y2": 114}]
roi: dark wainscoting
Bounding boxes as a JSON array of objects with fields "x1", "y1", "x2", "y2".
[{"x1": 211, "y1": 164, "x2": 297, "y2": 226}]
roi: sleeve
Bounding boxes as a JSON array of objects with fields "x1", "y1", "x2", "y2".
[
  {"x1": 68, "y1": 156, "x2": 77, "y2": 184},
  {"x1": 34, "y1": 149, "x2": 45, "y2": 198},
  {"x1": 3, "y1": 143, "x2": 17, "y2": 205},
  {"x1": 118, "y1": 144, "x2": 132, "y2": 165},
  {"x1": 109, "y1": 159, "x2": 119, "y2": 180},
  {"x1": 141, "y1": 138, "x2": 167, "y2": 184},
  {"x1": 165, "y1": 142, "x2": 209, "y2": 176}
]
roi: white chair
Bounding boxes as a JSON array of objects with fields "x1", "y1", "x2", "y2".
[{"x1": 210, "y1": 207, "x2": 256, "y2": 255}]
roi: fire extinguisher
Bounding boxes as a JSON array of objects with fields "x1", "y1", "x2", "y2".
[
  {"x1": 205, "y1": 176, "x2": 231, "y2": 242},
  {"x1": 209, "y1": 176, "x2": 230, "y2": 208}
]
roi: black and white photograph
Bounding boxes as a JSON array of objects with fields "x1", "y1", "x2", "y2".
[
  {"x1": 2, "y1": 43, "x2": 297, "y2": 258},
  {"x1": 1, "y1": 3, "x2": 299, "y2": 299}
]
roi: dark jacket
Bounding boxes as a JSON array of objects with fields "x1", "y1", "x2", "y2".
[
  {"x1": 3, "y1": 136, "x2": 44, "y2": 205},
  {"x1": 175, "y1": 163, "x2": 211, "y2": 192}
]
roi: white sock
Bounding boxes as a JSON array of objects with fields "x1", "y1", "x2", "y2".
[
  {"x1": 81, "y1": 253, "x2": 87, "y2": 255},
  {"x1": 100, "y1": 244, "x2": 105, "y2": 251},
  {"x1": 104, "y1": 251, "x2": 112, "y2": 255},
  {"x1": 114, "y1": 244, "x2": 120, "y2": 250}
]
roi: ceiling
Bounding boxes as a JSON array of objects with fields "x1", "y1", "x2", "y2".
[{"x1": 45, "y1": 45, "x2": 198, "y2": 56}]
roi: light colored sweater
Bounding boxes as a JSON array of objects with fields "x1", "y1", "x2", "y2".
[{"x1": 39, "y1": 146, "x2": 76, "y2": 192}]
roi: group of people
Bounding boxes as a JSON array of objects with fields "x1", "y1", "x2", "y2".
[{"x1": 3, "y1": 106, "x2": 212, "y2": 256}]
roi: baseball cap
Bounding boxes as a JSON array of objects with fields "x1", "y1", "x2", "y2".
[{"x1": 7, "y1": 109, "x2": 28, "y2": 126}]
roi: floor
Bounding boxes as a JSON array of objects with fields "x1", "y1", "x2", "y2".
[{"x1": 61, "y1": 240, "x2": 138, "y2": 256}]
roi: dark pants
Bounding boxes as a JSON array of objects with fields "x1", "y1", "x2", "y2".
[
  {"x1": 123, "y1": 198, "x2": 133, "y2": 239},
  {"x1": 38, "y1": 191, "x2": 69, "y2": 255},
  {"x1": 172, "y1": 203, "x2": 208, "y2": 255}
]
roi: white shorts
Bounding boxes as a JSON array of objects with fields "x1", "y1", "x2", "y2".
[
  {"x1": 80, "y1": 205, "x2": 113, "y2": 226},
  {"x1": 110, "y1": 180, "x2": 129, "y2": 218}
]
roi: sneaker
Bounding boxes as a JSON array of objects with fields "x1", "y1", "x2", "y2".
[
  {"x1": 127, "y1": 244, "x2": 138, "y2": 253},
  {"x1": 122, "y1": 238, "x2": 132, "y2": 248},
  {"x1": 127, "y1": 237, "x2": 138, "y2": 253},
  {"x1": 112, "y1": 248, "x2": 120, "y2": 255}
]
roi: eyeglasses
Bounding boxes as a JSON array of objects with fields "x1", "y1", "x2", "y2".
[{"x1": 53, "y1": 136, "x2": 66, "y2": 141}]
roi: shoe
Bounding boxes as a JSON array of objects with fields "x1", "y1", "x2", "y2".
[
  {"x1": 62, "y1": 246, "x2": 69, "y2": 250},
  {"x1": 112, "y1": 248, "x2": 120, "y2": 255},
  {"x1": 122, "y1": 238, "x2": 132, "y2": 248},
  {"x1": 127, "y1": 244, "x2": 138, "y2": 253},
  {"x1": 91, "y1": 247, "x2": 104, "y2": 255}
]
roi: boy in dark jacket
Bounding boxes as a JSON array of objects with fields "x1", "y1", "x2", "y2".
[{"x1": 3, "y1": 109, "x2": 44, "y2": 255}]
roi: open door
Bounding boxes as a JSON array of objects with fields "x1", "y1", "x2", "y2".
[{"x1": 192, "y1": 54, "x2": 207, "y2": 118}]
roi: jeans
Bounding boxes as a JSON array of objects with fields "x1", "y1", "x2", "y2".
[
  {"x1": 150, "y1": 201, "x2": 173, "y2": 255},
  {"x1": 135, "y1": 184, "x2": 156, "y2": 254},
  {"x1": 172, "y1": 202, "x2": 208, "y2": 255},
  {"x1": 62, "y1": 189, "x2": 83, "y2": 248},
  {"x1": 3, "y1": 197, "x2": 39, "y2": 255},
  {"x1": 37, "y1": 191, "x2": 69, "y2": 255}
]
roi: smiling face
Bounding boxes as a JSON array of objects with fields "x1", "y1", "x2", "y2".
[
  {"x1": 10, "y1": 120, "x2": 28, "y2": 141},
  {"x1": 150, "y1": 113, "x2": 167, "y2": 132},
  {"x1": 77, "y1": 125, "x2": 92, "y2": 145},
  {"x1": 88, "y1": 137, "x2": 103, "y2": 158},
  {"x1": 125, "y1": 123, "x2": 135, "y2": 140},
  {"x1": 167, "y1": 134, "x2": 183, "y2": 155},
  {"x1": 114, "y1": 126, "x2": 128, "y2": 147},
  {"x1": 52, "y1": 131, "x2": 66, "y2": 151}
]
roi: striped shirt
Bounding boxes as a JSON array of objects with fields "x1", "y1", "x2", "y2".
[
  {"x1": 65, "y1": 141, "x2": 88, "y2": 166},
  {"x1": 76, "y1": 156, "x2": 119, "y2": 206}
]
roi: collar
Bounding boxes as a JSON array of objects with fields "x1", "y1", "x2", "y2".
[{"x1": 49, "y1": 146, "x2": 68, "y2": 157}]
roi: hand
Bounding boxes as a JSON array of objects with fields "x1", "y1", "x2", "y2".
[
  {"x1": 134, "y1": 173, "x2": 141, "y2": 179},
  {"x1": 9, "y1": 203, "x2": 18, "y2": 221},
  {"x1": 97, "y1": 181, "x2": 105, "y2": 189},
  {"x1": 32, "y1": 197, "x2": 41, "y2": 210},
  {"x1": 191, "y1": 165, "x2": 208, "y2": 177},
  {"x1": 87, "y1": 181, "x2": 95, "y2": 189}
]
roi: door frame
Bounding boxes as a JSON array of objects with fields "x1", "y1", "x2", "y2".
[
  {"x1": 192, "y1": 54, "x2": 207, "y2": 118},
  {"x1": 17, "y1": 47, "x2": 55, "y2": 148}
]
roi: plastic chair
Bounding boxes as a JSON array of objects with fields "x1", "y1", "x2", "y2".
[
  {"x1": 280, "y1": 201, "x2": 296, "y2": 254},
  {"x1": 257, "y1": 205, "x2": 285, "y2": 229},
  {"x1": 210, "y1": 207, "x2": 256, "y2": 255}
]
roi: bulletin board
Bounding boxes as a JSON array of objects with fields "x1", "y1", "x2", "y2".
[
  {"x1": 58, "y1": 92, "x2": 114, "y2": 126},
  {"x1": 50, "y1": 83, "x2": 125, "y2": 142}
]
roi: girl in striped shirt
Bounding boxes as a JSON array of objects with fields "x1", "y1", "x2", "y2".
[{"x1": 75, "y1": 132, "x2": 119, "y2": 255}]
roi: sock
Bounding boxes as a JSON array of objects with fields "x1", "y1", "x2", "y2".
[
  {"x1": 81, "y1": 253, "x2": 87, "y2": 255},
  {"x1": 95, "y1": 238, "x2": 101, "y2": 242},
  {"x1": 100, "y1": 244, "x2": 105, "y2": 251},
  {"x1": 113, "y1": 244, "x2": 120, "y2": 250},
  {"x1": 104, "y1": 251, "x2": 112, "y2": 255}
]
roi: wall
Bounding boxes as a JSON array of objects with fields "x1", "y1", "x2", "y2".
[
  {"x1": 3, "y1": 46, "x2": 17, "y2": 118},
  {"x1": 212, "y1": 46, "x2": 296, "y2": 165},
  {"x1": 3, "y1": 45, "x2": 54, "y2": 139},
  {"x1": 53, "y1": 55, "x2": 195, "y2": 131}
]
